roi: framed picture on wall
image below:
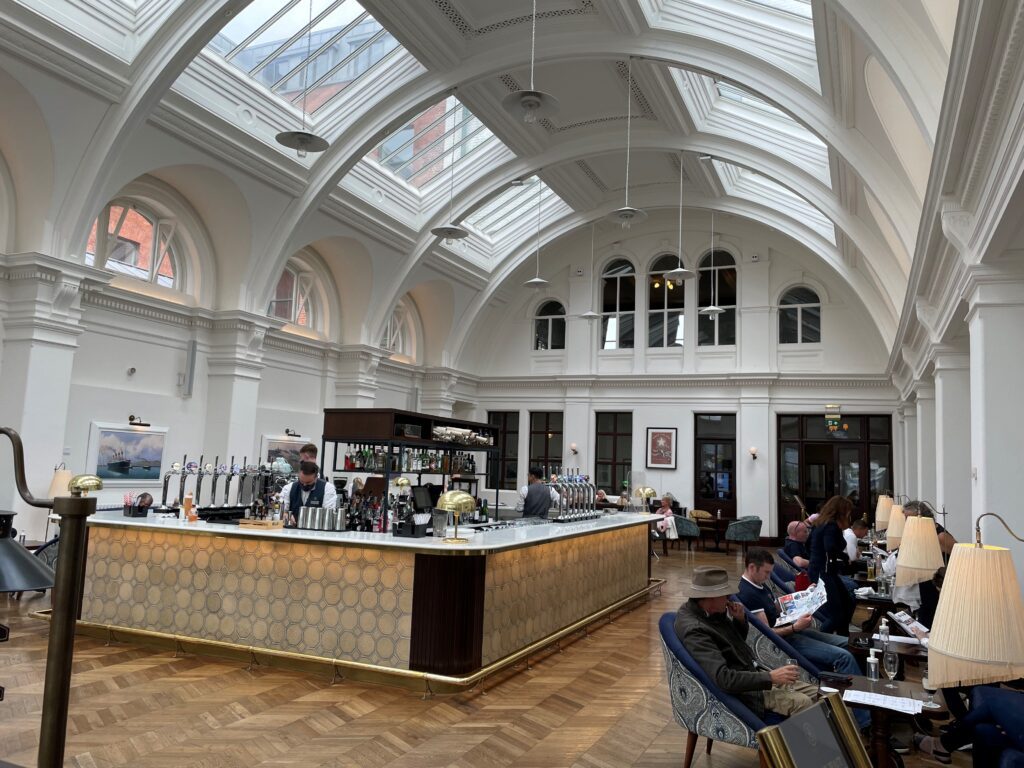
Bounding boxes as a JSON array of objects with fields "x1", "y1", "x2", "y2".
[
  {"x1": 260, "y1": 435, "x2": 307, "y2": 472},
  {"x1": 646, "y1": 427, "x2": 677, "y2": 470},
  {"x1": 86, "y1": 422, "x2": 168, "y2": 485}
]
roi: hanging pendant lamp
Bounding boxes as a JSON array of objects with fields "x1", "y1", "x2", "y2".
[
  {"x1": 276, "y1": 0, "x2": 329, "y2": 156},
  {"x1": 502, "y1": 0, "x2": 560, "y2": 124},
  {"x1": 580, "y1": 223, "x2": 601, "y2": 320},
  {"x1": 699, "y1": 207, "x2": 724, "y2": 316},
  {"x1": 665, "y1": 153, "x2": 695, "y2": 284},
  {"x1": 524, "y1": 177, "x2": 549, "y2": 288},
  {"x1": 608, "y1": 57, "x2": 647, "y2": 228},
  {"x1": 430, "y1": 131, "x2": 469, "y2": 243}
]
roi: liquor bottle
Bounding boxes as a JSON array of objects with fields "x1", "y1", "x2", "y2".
[{"x1": 480, "y1": 499, "x2": 488, "y2": 523}]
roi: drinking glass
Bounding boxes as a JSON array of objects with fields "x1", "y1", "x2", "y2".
[
  {"x1": 921, "y1": 665, "x2": 941, "y2": 709},
  {"x1": 786, "y1": 658, "x2": 799, "y2": 690},
  {"x1": 883, "y1": 649, "x2": 899, "y2": 689}
]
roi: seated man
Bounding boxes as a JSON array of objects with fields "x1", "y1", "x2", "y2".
[
  {"x1": 904, "y1": 500, "x2": 957, "y2": 555},
  {"x1": 784, "y1": 520, "x2": 811, "y2": 568},
  {"x1": 675, "y1": 566, "x2": 817, "y2": 720},
  {"x1": 844, "y1": 518, "x2": 870, "y2": 562}
]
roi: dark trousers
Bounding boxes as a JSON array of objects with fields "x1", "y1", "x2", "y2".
[{"x1": 941, "y1": 687, "x2": 1024, "y2": 766}]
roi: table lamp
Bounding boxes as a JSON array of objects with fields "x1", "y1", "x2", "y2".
[
  {"x1": 393, "y1": 476, "x2": 411, "y2": 497},
  {"x1": 885, "y1": 504, "x2": 906, "y2": 549},
  {"x1": 436, "y1": 490, "x2": 475, "y2": 544},
  {"x1": 44, "y1": 463, "x2": 73, "y2": 540},
  {"x1": 875, "y1": 494, "x2": 893, "y2": 530},
  {"x1": 927, "y1": 513, "x2": 1024, "y2": 687},
  {"x1": 894, "y1": 516, "x2": 944, "y2": 586},
  {"x1": 634, "y1": 486, "x2": 656, "y2": 512}
]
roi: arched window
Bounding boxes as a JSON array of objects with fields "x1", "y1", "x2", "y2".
[
  {"x1": 779, "y1": 286, "x2": 821, "y2": 344},
  {"x1": 533, "y1": 300, "x2": 566, "y2": 350},
  {"x1": 381, "y1": 300, "x2": 415, "y2": 358},
  {"x1": 268, "y1": 266, "x2": 315, "y2": 328},
  {"x1": 85, "y1": 201, "x2": 177, "y2": 288},
  {"x1": 697, "y1": 250, "x2": 737, "y2": 346},
  {"x1": 648, "y1": 254, "x2": 685, "y2": 347},
  {"x1": 601, "y1": 259, "x2": 636, "y2": 350}
]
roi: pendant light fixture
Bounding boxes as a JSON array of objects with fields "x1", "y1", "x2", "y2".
[
  {"x1": 430, "y1": 129, "x2": 469, "y2": 243},
  {"x1": 580, "y1": 223, "x2": 601, "y2": 320},
  {"x1": 608, "y1": 57, "x2": 647, "y2": 229},
  {"x1": 502, "y1": 0, "x2": 560, "y2": 124},
  {"x1": 276, "y1": 0, "x2": 330, "y2": 157},
  {"x1": 524, "y1": 176, "x2": 549, "y2": 288},
  {"x1": 699, "y1": 207, "x2": 725, "y2": 316},
  {"x1": 665, "y1": 153, "x2": 695, "y2": 284}
]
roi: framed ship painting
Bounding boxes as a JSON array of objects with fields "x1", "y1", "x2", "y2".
[
  {"x1": 260, "y1": 435, "x2": 307, "y2": 472},
  {"x1": 87, "y1": 422, "x2": 168, "y2": 485},
  {"x1": 646, "y1": 427, "x2": 677, "y2": 470}
]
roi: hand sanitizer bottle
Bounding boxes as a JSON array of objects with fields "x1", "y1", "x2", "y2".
[
  {"x1": 867, "y1": 649, "x2": 879, "y2": 682},
  {"x1": 878, "y1": 618, "x2": 890, "y2": 651}
]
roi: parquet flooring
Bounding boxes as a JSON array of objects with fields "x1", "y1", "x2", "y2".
[{"x1": 1, "y1": 548, "x2": 962, "y2": 767}]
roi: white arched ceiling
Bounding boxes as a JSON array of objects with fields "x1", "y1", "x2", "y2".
[
  {"x1": 0, "y1": 150, "x2": 15, "y2": 253},
  {"x1": 406, "y1": 281, "x2": 455, "y2": 368},
  {"x1": 306, "y1": 236, "x2": 374, "y2": 346}
]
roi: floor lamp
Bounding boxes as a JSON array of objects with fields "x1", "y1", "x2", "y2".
[{"x1": 1, "y1": 427, "x2": 101, "y2": 767}]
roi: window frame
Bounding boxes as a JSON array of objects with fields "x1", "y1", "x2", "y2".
[
  {"x1": 595, "y1": 411, "x2": 633, "y2": 494},
  {"x1": 87, "y1": 200, "x2": 179, "y2": 289},
  {"x1": 533, "y1": 300, "x2": 566, "y2": 351},
  {"x1": 697, "y1": 250, "x2": 738, "y2": 347},
  {"x1": 647, "y1": 253, "x2": 686, "y2": 348},
  {"x1": 600, "y1": 258, "x2": 637, "y2": 351},
  {"x1": 268, "y1": 265, "x2": 316, "y2": 328},
  {"x1": 528, "y1": 412, "x2": 564, "y2": 478},
  {"x1": 778, "y1": 286, "x2": 822, "y2": 344},
  {"x1": 487, "y1": 411, "x2": 519, "y2": 490}
]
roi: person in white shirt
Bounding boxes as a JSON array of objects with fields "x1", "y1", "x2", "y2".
[
  {"x1": 843, "y1": 518, "x2": 869, "y2": 561},
  {"x1": 281, "y1": 461, "x2": 337, "y2": 525},
  {"x1": 880, "y1": 544, "x2": 921, "y2": 611}
]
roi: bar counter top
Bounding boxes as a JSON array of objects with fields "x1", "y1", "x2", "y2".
[{"x1": 86, "y1": 509, "x2": 655, "y2": 554}]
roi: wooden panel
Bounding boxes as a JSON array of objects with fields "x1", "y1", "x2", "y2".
[{"x1": 409, "y1": 552, "x2": 485, "y2": 675}]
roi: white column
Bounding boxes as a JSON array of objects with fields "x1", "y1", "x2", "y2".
[
  {"x1": 933, "y1": 349, "x2": 972, "y2": 543},
  {"x1": 967, "y1": 274, "x2": 1024, "y2": 587},
  {"x1": 332, "y1": 346, "x2": 384, "y2": 409},
  {"x1": 563, "y1": 385, "x2": 592, "y2": 478},
  {"x1": 419, "y1": 369, "x2": 458, "y2": 417},
  {"x1": 0, "y1": 254, "x2": 108, "y2": 540},
  {"x1": 902, "y1": 406, "x2": 918, "y2": 498},
  {"x1": 738, "y1": 390, "x2": 772, "y2": 535},
  {"x1": 915, "y1": 383, "x2": 937, "y2": 502}
]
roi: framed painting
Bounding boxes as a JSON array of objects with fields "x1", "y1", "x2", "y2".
[
  {"x1": 260, "y1": 435, "x2": 307, "y2": 472},
  {"x1": 646, "y1": 427, "x2": 677, "y2": 470},
  {"x1": 86, "y1": 422, "x2": 168, "y2": 485}
]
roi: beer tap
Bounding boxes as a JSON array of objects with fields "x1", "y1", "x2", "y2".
[
  {"x1": 177, "y1": 454, "x2": 190, "y2": 509},
  {"x1": 223, "y1": 455, "x2": 237, "y2": 507},
  {"x1": 193, "y1": 455, "x2": 207, "y2": 508},
  {"x1": 209, "y1": 456, "x2": 223, "y2": 508},
  {"x1": 160, "y1": 462, "x2": 181, "y2": 509}
]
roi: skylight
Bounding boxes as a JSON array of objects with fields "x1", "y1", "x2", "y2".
[
  {"x1": 742, "y1": 0, "x2": 812, "y2": 19},
  {"x1": 209, "y1": 0, "x2": 401, "y2": 114},
  {"x1": 465, "y1": 177, "x2": 571, "y2": 244},
  {"x1": 367, "y1": 96, "x2": 497, "y2": 189},
  {"x1": 716, "y1": 82, "x2": 789, "y2": 119}
]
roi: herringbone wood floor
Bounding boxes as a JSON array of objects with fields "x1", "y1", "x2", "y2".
[{"x1": 1, "y1": 547, "x2": 959, "y2": 767}]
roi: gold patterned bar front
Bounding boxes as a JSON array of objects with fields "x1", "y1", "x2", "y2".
[{"x1": 82, "y1": 526, "x2": 415, "y2": 669}]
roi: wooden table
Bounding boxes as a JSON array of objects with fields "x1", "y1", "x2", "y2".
[
  {"x1": 841, "y1": 676, "x2": 947, "y2": 767},
  {"x1": 696, "y1": 517, "x2": 728, "y2": 552},
  {"x1": 854, "y1": 594, "x2": 910, "y2": 634},
  {"x1": 848, "y1": 633, "x2": 927, "y2": 677}
]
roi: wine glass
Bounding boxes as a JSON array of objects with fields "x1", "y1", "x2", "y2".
[
  {"x1": 921, "y1": 665, "x2": 941, "y2": 709},
  {"x1": 883, "y1": 649, "x2": 899, "y2": 689}
]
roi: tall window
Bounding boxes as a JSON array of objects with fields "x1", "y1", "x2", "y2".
[
  {"x1": 779, "y1": 286, "x2": 821, "y2": 343},
  {"x1": 601, "y1": 259, "x2": 636, "y2": 350},
  {"x1": 268, "y1": 266, "x2": 314, "y2": 328},
  {"x1": 381, "y1": 301, "x2": 413, "y2": 357},
  {"x1": 487, "y1": 412, "x2": 519, "y2": 490},
  {"x1": 648, "y1": 254, "x2": 685, "y2": 347},
  {"x1": 697, "y1": 250, "x2": 737, "y2": 346},
  {"x1": 533, "y1": 300, "x2": 566, "y2": 350},
  {"x1": 86, "y1": 201, "x2": 177, "y2": 288},
  {"x1": 595, "y1": 412, "x2": 632, "y2": 493},
  {"x1": 529, "y1": 412, "x2": 563, "y2": 477},
  {"x1": 695, "y1": 414, "x2": 737, "y2": 518}
]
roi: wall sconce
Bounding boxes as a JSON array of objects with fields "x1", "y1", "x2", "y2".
[
  {"x1": 284, "y1": 428, "x2": 301, "y2": 437},
  {"x1": 569, "y1": 442, "x2": 578, "y2": 455},
  {"x1": 128, "y1": 415, "x2": 150, "y2": 427},
  {"x1": 748, "y1": 446, "x2": 758, "y2": 460}
]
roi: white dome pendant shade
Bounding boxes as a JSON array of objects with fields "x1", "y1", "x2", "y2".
[
  {"x1": 275, "y1": 0, "x2": 329, "y2": 157},
  {"x1": 524, "y1": 177, "x2": 548, "y2": 288},
  {"x1": 430, "y1": 131, "x2": 469, "y2": 243},
  {"x1": 502, "y1": 0, "x2": 560, "y2": 125},
  {"x1": 608, "y1": 57, "x2": 647, "y2": 229},
  {"x1": 699, "y1": 207, "x2": 724, "y2": 316},
  {"x1": 665, "y1": 153, "x2": 695, "y2": 284}
]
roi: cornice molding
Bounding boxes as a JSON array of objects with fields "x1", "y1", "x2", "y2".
[{"x1": 474, "y1": 373, "x2": 894, "y2": 391}]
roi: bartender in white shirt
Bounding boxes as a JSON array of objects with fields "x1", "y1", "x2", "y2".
[{"x1": 281, "y1": 461, "x2": 337, "y2": 525}]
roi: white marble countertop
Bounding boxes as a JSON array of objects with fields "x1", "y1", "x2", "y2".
[{"x1": 86, "y1": 509, "x2": 655, "y2": 554}]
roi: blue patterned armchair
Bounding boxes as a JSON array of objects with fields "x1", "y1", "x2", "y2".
[
  {"x1": 775, "y1": 547, "x2": 804, "y2": 574},
  {"x1": 771, "y1": 564, "x2": 796, "y2": 593},
  {"x1": 672, "y1": 515, "x2": 700, "y2": 551},
  {"x1": 659, "y1": 611, "x2": 820, "y2": 768},
  {"x1": 724, "y1": 516, "x2": 762, "y2": 555}
]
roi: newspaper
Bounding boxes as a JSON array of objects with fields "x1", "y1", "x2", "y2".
[{"x1": 775, "y1": 579, "x2": 828, "y2": 626}]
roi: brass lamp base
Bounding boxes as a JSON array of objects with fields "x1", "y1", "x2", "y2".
[{"x1": 443, "y1": 537, "x2": 469, "y2": 544}]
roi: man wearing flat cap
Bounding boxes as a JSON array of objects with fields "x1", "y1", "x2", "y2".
[{"x1": 675, "y1": 566, "x2": 818, "y2": 718}]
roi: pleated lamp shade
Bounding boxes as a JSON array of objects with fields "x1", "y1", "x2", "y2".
[
  {"x1": 894, "y1": 516, "x2": 944, "y2": 586},
  {"x1": 48, "y1": 467, "x2": 73, "y2": 498},
  {"x1": 875, "y1": 495, "x2": 893, "y2": 530},
  {"x1": 927, "y1": 543, "x2": 1024, "y2": 687},
  {"x1": 886, "y1": 504, "x2": 906, "y2": 548}
]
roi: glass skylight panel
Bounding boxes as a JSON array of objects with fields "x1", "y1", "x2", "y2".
[
  {"x1": 716, "y1": 82, "x2": 789, "y2": 119},
  {"x1": 368, "y1": 96, "x2": 497, "y2": 189},
  {"x1": 465, "y1": 178, "x2": 558, "y2": 236},
  {"x1": 208, "y1": 0, "x2": 401, "y2": 114},
  {"x1": 742, "y1": 0, "x2": 812, "y2": 18}
]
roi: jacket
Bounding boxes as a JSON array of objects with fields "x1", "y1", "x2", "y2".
[{"x1": 674, "y1": 598, "x2": 772, "y2": 718}]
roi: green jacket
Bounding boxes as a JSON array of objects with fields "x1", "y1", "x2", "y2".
[{"x1": 674, "y1": 598, "x2": 773, "y2": 718}]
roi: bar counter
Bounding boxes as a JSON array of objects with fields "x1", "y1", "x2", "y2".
[{"x1": 78, "y1": 511, "x2": 653, "y2": 686}]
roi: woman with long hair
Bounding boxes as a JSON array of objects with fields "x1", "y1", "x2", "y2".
[{"x1": 808, "y1": 495, "x2": 854, "y2": 635}]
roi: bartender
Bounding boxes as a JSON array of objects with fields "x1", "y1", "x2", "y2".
[
  {"x1": 521, "y1": 466, "x2": 558, "y2": 519},
  {"x1": 281, "y1": 461, "x2": 337, "y2": 525}
]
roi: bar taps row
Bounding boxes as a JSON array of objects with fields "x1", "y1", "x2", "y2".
[
  {"x1": 546, "y1": 469, "x2": 600, "y2": 522},
  {"x1": 158, "y1": 455, "x2": 291, "y2": 511}
]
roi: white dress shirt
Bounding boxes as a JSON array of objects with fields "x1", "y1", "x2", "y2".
[
  {"x1": 843, "y1": 527, "x2": 860, "y2": 561},
  {"x1": 280, "y1": 480, "x2": 337, "y2": 512}
]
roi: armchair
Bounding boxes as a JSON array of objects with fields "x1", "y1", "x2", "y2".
[
  {"x1": 659, "y1": 611, "x2": 820, "y2": 768},
  {"x1": 775, "y1": 548, "x2": 804, "y2": 574},
  {"x1": 672, "y1": 515, "x2": 700, "y2": 551},
  {"x1": 725, "y1": 516, "x2": 762, "y2": 556}
]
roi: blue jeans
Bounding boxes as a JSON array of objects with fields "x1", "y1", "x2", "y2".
[{"x1": 789, "y1": 630, "x2": 871, "y2": 730}]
